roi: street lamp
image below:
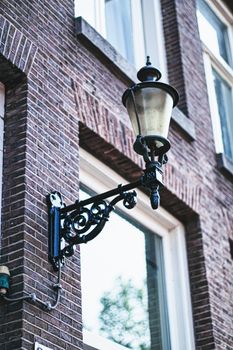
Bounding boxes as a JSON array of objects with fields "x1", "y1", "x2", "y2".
[
  {"x1": 48, "y1": 57, "x2": 179, "y2": 271},
  {"x1": 122, "y1": 56, "x2": 178, "y2": 158}
]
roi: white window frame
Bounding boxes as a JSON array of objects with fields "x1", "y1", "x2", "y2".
[
  {"x1": 74, "y1": 0, "x2": 167, "y2": 77},
  {"x1": 197, "y1": 0, "x2": 233, "y2": 156},
  {"x1": 80, "y1": 148, "x2": 195, "y2": 350}
]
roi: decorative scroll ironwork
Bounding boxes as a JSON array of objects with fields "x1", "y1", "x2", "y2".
[
  {"x1": 47, "y1": 156, "x2": 167, "y2": 271},
  {"x1": 47, "y1": 190, "x2": 137, "y2": 270}
]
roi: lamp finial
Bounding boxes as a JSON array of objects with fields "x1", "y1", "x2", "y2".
[
  {"x1": 146, "y1": 56, "x2": 151, "y2": 66},
  {"x1": 137, "y1": 57, "x2": 161, "y2": 82}
]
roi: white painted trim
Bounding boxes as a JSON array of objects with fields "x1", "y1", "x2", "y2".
[
  {"x1": 198, "y1": 0, "x2": 233, "y2": 157},
  {"x1": 152, "y1": 0, "x2": 168, "y2": 80},
  {"x1": 95, "y1": 0, "x2": 106, "y2": 38},
  {"x1": 203, "y1": 52, "x2": 224, "y2": 154},
  {"x1": 202, "y1": 44, "x2": 233, "y2": 85},
  {"x1": 204, "y1": 0, "x2": 233, "y2": 25},
  {"x1": 163, "y1": 226, "x2": 196, "y2": 349},
  {"x1": 84, "y1": 331, "x2": 127, "y2": 350},
  {"x1": 131, "y1": 0, "x2": 146, "y2": 69},
  {"x1": 198, "y1": 0, "x2": 233, "y2": 69},
  {"x1": 80, "y1": 148, "x2": 195, "y2": 350},
  {"x1": 140, "y1": 0, "x2": 168, "y2": 79}
]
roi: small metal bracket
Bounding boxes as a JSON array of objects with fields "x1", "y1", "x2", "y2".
[
  {"x1": 47, "y1": 192, "x2": 63, "y2": 271},
  {"x1": 49, "y1": 192, "x2": 63, "y2": 208}
]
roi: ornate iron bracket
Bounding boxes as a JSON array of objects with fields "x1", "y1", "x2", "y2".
[{"x1": 47, "y1": 159, "x2": 166, "y2": 271}]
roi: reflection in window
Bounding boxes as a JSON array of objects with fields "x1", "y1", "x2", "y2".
[
  {"x1": 74, "y1": 0, "x2": 165, "y2": 71},
  {"x1": 197, "y1": 0, "x2": 232, "y2": 66},
  {"x1": 212, "y1": 69, "x2": 233, "y2": 160},
  {"x1": 80, "y1": 188, "x2": 171, "y2": 350},
  {"x1": 105, "y1": 0, "x2": 134, "y2": 64}
]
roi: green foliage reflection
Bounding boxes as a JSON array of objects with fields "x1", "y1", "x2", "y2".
[{"x1": 99, "y1": 276, "x2": 150, "y2": 350}]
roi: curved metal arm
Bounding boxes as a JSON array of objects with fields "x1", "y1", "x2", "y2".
[
  {"x1": 47, "y1": 158, "x2": 166, "y2": 271},
  {"x1": 62, "y1": 201, "x2": 113, "y2": 246},
  {"x1": 48, "y1": 189, "x2": 137, "y2": 270},
  {"x1": 73, "y1": 190, "x2": 137, "y2": 244}
]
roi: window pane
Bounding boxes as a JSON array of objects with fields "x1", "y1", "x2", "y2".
[
  {"x1": 80, "y1": 188, "x2": 171, "y2": 350},
  {"x1": 197, "y1": 0, "x2": 232, "y2": 66},
  {"x1": 105, "y1": 0, "x2": 135, "y2": 64},
  {"x1": 212, "y1": 69, "x2": 233, "y2": 160},
  {"x1": 75, "y1": 0, "x2": 97, "y2": 28}
]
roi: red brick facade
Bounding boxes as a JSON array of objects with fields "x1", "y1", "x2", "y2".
[{"x1": 0, "y1": 0, "x2": 232, "y2": 349}]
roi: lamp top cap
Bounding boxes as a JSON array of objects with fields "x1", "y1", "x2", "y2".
[{"x1": 137, "y1": 56, "x2": 162, "y2": 82}]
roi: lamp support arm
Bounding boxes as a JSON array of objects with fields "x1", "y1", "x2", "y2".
[
  {"x1": 47, "y1": 160, "x2": 165, "y2": 271},
  {"x1": 60, "y1": 179, "x2": 142, "y2": 214}
]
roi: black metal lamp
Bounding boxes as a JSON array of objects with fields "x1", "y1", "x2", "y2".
[
  {"x1": 122, "y1": 56, "x2": 178, "y2": 210},
  {"x1": 122, "y1": 56, "x2": 179, "y2": 159},
  {"x1": 47, "y1": 58, "x2": 179, "y2": 271}
]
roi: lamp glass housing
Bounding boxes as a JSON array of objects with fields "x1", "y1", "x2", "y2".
[
  {"x1": 122, "y1": 58, "x2": 179, "y2": 155},
  {"x1": 125, "y1": 85, "x2": 174, "y2": 140}
]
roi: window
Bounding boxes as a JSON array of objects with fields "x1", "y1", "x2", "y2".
[
  {"x1": 80, "y1": 149, "x2": 195, "y2": 350},
  {"x1": 74, "y1": 0, "x2": 167, "y2": 73},
  {"x1": 197, "y1": 0, "x2": 233, "y2": 163}
]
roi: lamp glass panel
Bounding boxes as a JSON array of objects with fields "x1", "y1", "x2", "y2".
[{"x1": 126, "y1": 87, "x2": 173, "y2": 139}]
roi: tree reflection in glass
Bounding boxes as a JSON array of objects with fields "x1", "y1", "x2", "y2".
[
  {"x1": 99, "y1": 277, "x2": 150, "y2": 350},
  {"x1": 80, "y1": 187, "x2": 171, "y2": 350}
]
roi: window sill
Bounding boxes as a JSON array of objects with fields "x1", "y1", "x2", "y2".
[
  {"x1": 217, "y1": 153, "x2": 233, "y2": 180},
  {"x1": 75, "y1": 16, "x2": 196, "y2": 142},
  {"x1": 75, "y1": 16, "x2": 137, "y2": 83}
]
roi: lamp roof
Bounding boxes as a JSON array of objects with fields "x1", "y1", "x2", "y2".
[{"x1": 137, "y1": 56, "x2": 162, "y2": 82}]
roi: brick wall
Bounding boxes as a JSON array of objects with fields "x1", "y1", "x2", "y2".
[
  {"x1": 0, "y1": 1, "x2": 82, "y2": 349},
  {"x1": 0, "y1": 0, "x2": 232, "y2": 349}
]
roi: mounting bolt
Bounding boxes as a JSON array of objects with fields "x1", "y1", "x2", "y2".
[
  {"x1": 0, "y1": 266, "x2": 10, "y2": 295},
  {"x1": 30, "y1": 293, "x2": 37, "y2": 302},
  {"x1": 53, "y1": 283, "x2": 62, "y2": 290},
  {"x1": 45, "y1": 301, "x2": 52, "y2": 311}
]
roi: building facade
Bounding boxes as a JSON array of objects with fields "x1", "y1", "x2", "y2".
[{"x1": 0, "y1": 0, "x2": 233, "y2": 349}]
